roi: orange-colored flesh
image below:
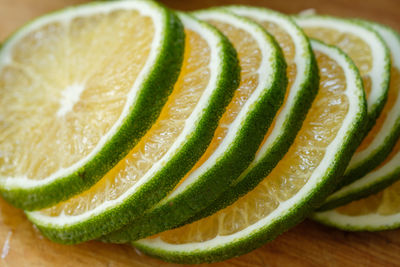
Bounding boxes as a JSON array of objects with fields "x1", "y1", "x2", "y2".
[
  {"x1": 303, "y1": 27, "x2": 372, "y2": 98},
  {"x1": 174, "y1": 20, "x2": 262, "y2": 186},
  {"x1": 337, "y1": 139, "x2": 400, "y2": 216},
  {"x1": 357, "y1": 67, "x2": 400, "y2": 151},
  {"x1": 151, "y1": 50, "x2": 350, "y2": 244}
]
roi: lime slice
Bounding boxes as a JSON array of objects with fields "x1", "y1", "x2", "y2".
[
  {"x1": 0, "y1": 0, "x2": 185, "y2": 210},
  {"x1": 316, "y1": 23, "x2": 400, "y2": 211},
  {"x1": 26, "y1": 12, "x2": 240, "y2": 244},
  {"x1": 132, "y1": 40, "x2": 367, "y2": 264},
  {"x1": 103, "y1": 9, "x2": 287, "y2": 244},
  {"x1": 181, "y1": 5, "x2": 320, "y2": 224},
  {"x1": 296, "y1": 15, "x2": 391, "y2": 185},
  {"x1": 313, "y1": 143, "x2": 400, "y2": 231}
]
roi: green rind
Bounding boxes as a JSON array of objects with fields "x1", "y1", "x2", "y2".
[
  {"x1": 0, "y1": 0, "x2": 185, "y2": 211},
  {"x1": 182, "y1": 6, "x2": 320, "y2": 224},
  {"x1": 295, "y1": 15, "x2": 391, "y2": 187},
  {"x1": 317, "y1": 167, "x2": 400, "y2": 212},
  {"x1": 102, "y1": 9, "x2": 287, "y2": 243},
  {"x1": 312, "y1": 210, "x2": 400, "y2": 232},
  {"x1": 132, "y1": 40, "x2": 367, "y2": 264},
  {"x1": 296, "y1": 14, "x2": 390, "y2": 132},
  {"x1": 27, "y1": 12, "x2": 241, "y2": 244},
  {"x1": 316, "y1": 22, "x2": 400, "y2": 211}
]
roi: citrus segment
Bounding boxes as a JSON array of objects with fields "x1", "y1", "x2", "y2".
[
  {"x1": 313, "y1": 23, "x2": 400, "y2": 211},
  {"x1": 102, "y1": 9, "x2": 287, "y2": 243},
  {"x1": 175, "y1": 6, "x2": 320, "y2": 227},
  {"x1": 0, "y1": 1, "x2": 185, "y2": 210},
  {"x1": 133, "y1": 40, "x2": 366, "y2": 264},
  {"x1": 26, "y1": 13, "x2": 240, "y2": 244},
  {"x1": 296, "y1": 15, "x2": 391, "y2": 188}
]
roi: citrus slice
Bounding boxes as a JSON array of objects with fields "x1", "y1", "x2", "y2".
[
  {"x1": 316, "y1": 23, "x2": 400, "y2": 211},
  {"x1": 132, "y1": 40, "x2": 367, "y2": 264},
  {"x1": 26, "y1": 13, "x2": 241, "y2": 244},
  {"x1": 313, "y1": 143, "x2": 400, "y2": 231},
  {"x1": 102, "y1": 9, "x2": 287, "y2": 243},
  {"x1": 181, "y1": 5, "x2": 320, "y2": 224},
  {"x1": 0, "y1": 0, "x2": 185, "y2": 210},
  {"x1": 296, "y1": 15, "x2": 391, "y2": 186}
]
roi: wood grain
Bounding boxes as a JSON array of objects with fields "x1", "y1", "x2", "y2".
[{"x1": 1, "y1": 0, "x2": 400, "y2": 266}]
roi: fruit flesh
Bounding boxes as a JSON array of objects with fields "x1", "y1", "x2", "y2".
[
  {"x1": 302, "y1": 27, "x2": 376, "y2": 151},
  {"x1": 251, "y1": 20, "x2": 296, "y2": 155},
  {"x1": 149, "y1": 49, "x2": 350, "y2": 244},
  {"x1": 174, "y1": 20, "x2": 261, "y2": 185},
  {"x1": 39, "y1": 28, "x2": 211, "y2": 217},
  {"x1": 356, "y1": 67, "x2": 400, "y2": 152},
  {"x1": 336, "y1": 140, "x2": 400, "y2": 216},
  {"x1": 0, "y1": 10, "x2": 154, "y2": 180}
]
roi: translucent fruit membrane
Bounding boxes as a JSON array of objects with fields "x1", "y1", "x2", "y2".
[
  {"x1": 0, "y1": 10, "x2": 154, "y2": 180},
  {"x1": 302, "y1": 27, "x2": 375, "y2": 153},
  {"x1": 40, "y1": 29, "x2": 211, "y2": 216},
  {"x1": 151, "y1": 50, "x2": 350, "y2": 244},
  {"x1": 174, "y1": 20, "x2": 261, "y2": 185},
  {"x1": 336, "y1": 140, "x2": 400, "y2": 216}
]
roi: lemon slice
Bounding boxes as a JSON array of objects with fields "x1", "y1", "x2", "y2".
[
  {"x1": 296, "y1": 15, "x2": 391, "y2": 186},
  {"x1": 26, "y1": 13, "x2": 240, "y2": 244},
  {"x1": 103, "y1": 8, "x2": 287, "y2": 244},
  {"x1": 0, "y1": 0, "x2": 185, "y2": 210},
  {"x1": 132, "y1": 40, "x2": 367, "y2": 264},
  {"x1": 316, "y1": 23, "x2": 400, "y2": 211}
]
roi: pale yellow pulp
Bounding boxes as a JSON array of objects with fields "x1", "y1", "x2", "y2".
[
  {"x1": 0, "y1": 11, "x2": 154, "y2": 180},
  {"x1": 40, "y1": 29, "x2": 211, "y2": 216}
]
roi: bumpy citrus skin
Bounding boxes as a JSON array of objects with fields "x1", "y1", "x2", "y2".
[
  {"x1": 316, "y1": 22, "x2": 400, "y2": 211},
  {"x1": 102, "y1": 9, "x2": 287, "y2": 243},
  {"x1": 131, "y1": 41, "x2": 367, "y2": 264},
  {"x1": 295, "y1": 15, "x2": 391, "y2": 188},
  {"x1": 182, "y1": 6, "x2": 320, "y2": 224},
  {"x1": 0, "y1": 1, "x2": 185, "y2": 211},
  {"x1": 26, "y1": 13, "x2": 241, "y2": 244}
]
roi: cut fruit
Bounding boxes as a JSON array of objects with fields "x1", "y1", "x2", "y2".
[
  {"x1": 26, "y1": 13, "x2": 241, "y2": 244},
  {"x1": 102, "y1": 8, "x2": 287, "y2": 244},
  {"x1": 296, "y1": 15, "x2": 391, "y2": 186},
  {"x1": 132, "y1": 40, "x2": 367, "y2": 264},
  {"x1": 313, "y1": 141, "x2": 400, "y2": 231},
  {"x1": 177, "y1": 5, "x2": 320, "y2": 225},
  {"x1": 0, "y1": 0, "x2": 185, "y2": 210},
  {"x1": 316, "y1": 23, "x2": 400, "y2": 211}
]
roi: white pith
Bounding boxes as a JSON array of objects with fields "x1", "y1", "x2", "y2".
[
  {"x1": 162, "y1": 10, "x2": 276, "y2": 201},
  {"x1": 0, "y1": 0, "x2": 164, "y2": 189},
  {"x1": 313, "y1": 209, "x2": 400, "y2": 230},
  {"x1": 295, "y1": 16, "x2": 391, "y2": 172},
  {"x1": 227, "y1": 6, "x2": 309, "y2": 181},
  {"x1": 27, "y1": 14, "x2": 227, "y2": 226},
  {"x1": 321, "y1": 25, "x2": 400, "y2": 206},
  {"x1": 134, "y1": 41, "x2": 364, "y2": 254}
]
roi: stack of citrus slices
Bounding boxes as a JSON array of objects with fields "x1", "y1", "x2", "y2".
[{"x1": 0, "y1": 0, "x2": 399, "y2": 264}]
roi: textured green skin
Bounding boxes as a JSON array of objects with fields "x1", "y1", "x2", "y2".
[
  {"x1": 296, "y1": 15, "x2": 391, "y2": 188},
  {"x1": 102, "y1": 9, "x2": 288, "y2": 243},
  {"x1": 312, "y1": 210, "x2": 400, "y2": 232},
  {"x1": 181, "y1": 6, "x2": 320, "y2": 226},
  {"x1": 317, "y1": 22, "x2": 400, "y2": 211},
  {"x1": 0, "y1": 1, "x2": 185, "y2": 211},
  {"x1": 27, "y1": 12, "x2": 241, "y2": 244},
  {"x1": 132, "y1": 41, "x2": 368, "y2": 264}
]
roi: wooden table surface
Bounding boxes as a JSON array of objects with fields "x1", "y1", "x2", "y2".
[{"x1": 1, "y1": 0, "x2": 400, "y2": 266}]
